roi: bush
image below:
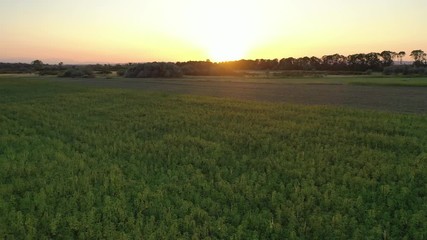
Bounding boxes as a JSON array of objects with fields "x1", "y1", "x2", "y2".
[
  {"x1": 125, "y1": 62, "x2": 182, "y2": 78},
  {"x1": 39, "y1": 69, "x2": 61, "y2": 76},
  {"x1": 96, "y1": 69, "x2": 112, "y2": 74},
  {"x1": 383, "y1": 66, "x2": 394, "y2": 75},
  {"x1": 58, "y1": 67, "x2": 94, "y2": 78},
  {"x1": 116, "y1": 69, "x2": 126, "y2": 77},
  {"x1": 38, "y1": 66, "x2": 61, "y2": 76},
  {"x1": 0, "y1": 63, "x2": 32, "y2": 74},
  {"x1": 383, "y1": 65, "x2": 427, "y2": 76}
]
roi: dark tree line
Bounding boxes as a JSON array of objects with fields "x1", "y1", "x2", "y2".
[
  {"x1": 0, "y1": 63, "x2": 33, "y2": 74},
  {"x1": 214, "y1": 50, "x2": 425, "y2": 72},
  {"x1": 176, "y1": 60, "x2": 236, "y2": 76},
  {"x1": 0, "y1": 61, "x2": 128, "y2": 77},
  {"x1": 174, "y1": 50, "x2": 425, "y2": 76},
  {"x1": 1, "y1": 49, "x2": 426, "y2": 76}
]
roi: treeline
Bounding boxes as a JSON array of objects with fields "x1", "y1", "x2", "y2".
[
  {"x1": 1, "y1": 49, "x2": 426, "y2": 77},
  {"x1": 137, "y1": 49, "x2": 426, "y2": 77},
  {"x1": 174, "y1": 50, "x2": 427, "y2": 76},
  {"x1": 0, "y1": 61, "x2": 129, "y2": 78},
  {"x1": 214, "y1": 50, "x2": 427, "y2": 72},
  {"x1": 0, "y1": 63, "x2": 33, "y2": 74}
]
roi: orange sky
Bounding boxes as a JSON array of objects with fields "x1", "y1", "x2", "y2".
[{"x1": 1, "y1": 0, "x2": 426, "y2": 63}]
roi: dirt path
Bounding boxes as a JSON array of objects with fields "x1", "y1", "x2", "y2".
[{"x1": 60, "y1": 78, "x2": 427, "y2": 113}]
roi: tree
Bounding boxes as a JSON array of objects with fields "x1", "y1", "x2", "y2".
[
  {"x1": 365, "y1": 52, "x2": 382, "y2": 71},
  {"x1": 296, "y1": 56, "x2": 313, "y2": 70},
  {"x1": 59, "y1": 67, "x2": 94, "y2": 78},
  {"x1": 31, "y1": 59, "x2": 44, "y2": 71},
  {"x1": 321, "y1": 54, "x2": 347, "y2": 71},
  {"x1": 309, "y1": 56, "x2": 322, "y2": 70},
  {"x1": 278, "y1": 57, "x2": 296, "y2": 70},
  {"x1": 410, "y1": 50, "x2": 426, "y2": 66},
  {"x1": 380, "y1": 51, "x2": 397, "y2": 67},
  {"x1": 397, "y1": 51, "x2": 406, "y2": 65},
  {"x1": 347, "y1": 54, "x2": 365, "y2": 65}
]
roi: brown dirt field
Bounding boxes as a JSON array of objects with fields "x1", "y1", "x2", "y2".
[{"x1": 60, "y1": 78, "x2": 427, "y2": 114}]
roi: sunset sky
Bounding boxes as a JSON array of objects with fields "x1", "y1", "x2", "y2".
[{"x1": 1, "y1": 0, "x2": 426, "y2": 63}]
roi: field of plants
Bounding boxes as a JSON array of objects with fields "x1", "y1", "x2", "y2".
[{"x1": 1, "y1": 76, "x2": 427, "y2": 239}]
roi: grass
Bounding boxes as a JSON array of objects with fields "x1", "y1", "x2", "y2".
[
  {"x1": 1, "y1": 76, "x2": 427, "y2": 239},
  {"x1": 2, "y1": 73, "x2": 427, "y2": 87},
  {"x1": 164, "y1": 75, "x2": 427, "y2": 87}
]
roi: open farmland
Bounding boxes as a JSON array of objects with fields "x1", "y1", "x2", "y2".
[
  {"x1": 1, "y1": 76, "x2": 427, "y2": 239},
  {"x1": 53, "y1": 75, "x2": 427, "y2": 113}
]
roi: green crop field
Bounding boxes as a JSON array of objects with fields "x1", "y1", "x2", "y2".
[
  {"x1": 185, "y1": 75, "x2": 427, "y2": 87},
  {"x1": 1, "y1": 76, "x2": 427, "y2": 239}
]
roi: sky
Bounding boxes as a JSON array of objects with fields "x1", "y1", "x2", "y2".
[{"x1": 0, "y1": 0, "x2": 426, "y2": 63}]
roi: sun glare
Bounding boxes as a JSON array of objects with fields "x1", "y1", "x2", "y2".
[
  {"x1": 204, "y1": 32, "x2": 251, "y2": 62},
  {"x1": 181, "y1": 0, "x2": 262, "y2": 62}
]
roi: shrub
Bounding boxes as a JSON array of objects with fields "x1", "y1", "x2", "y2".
[
  {"x1": 0, "y1": 63, "x2": 32, "y2": 73},
  {"x1": 116, "y1": 69, "x2": 126, "y2": 76},
  {"x1": 58, "y1": 67, "x2": 94, "y2": 78},
  {"x1": 383, "y1": 66, "x2": 394, "y2": 75},
  {"x1": 383, "y1": 65, "x2": 427, "y2": 76},
  {"x1": 96, "y1": 69, "x2": 112, "y2": 74},
  {"x1": 38, "y1": 69, "x2": 61, "y2": 76}
]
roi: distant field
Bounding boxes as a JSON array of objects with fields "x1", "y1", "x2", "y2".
[
  {"x1": 16, "y1": 74, "x2": 426, "y2": 113},
  {"x1": 181, "y1": 74, "x2": 427, "y2": 87},
  {"x1": 4, "y1": 73, "x2": 427, "y2": 86},
  {"x1": 1, "y1": 76, "x2": 426, "y2": 239}
]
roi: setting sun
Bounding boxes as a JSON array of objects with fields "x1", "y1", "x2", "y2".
[
  {"x1": 207, "y1": 43, "x2": 247, "y2": 62},
  {"x1": 177, "y1": 0, "x2": 263, "y2": 61},
  {"x1": 202, "y1": 28, "x2": 253, "y2": 62}
]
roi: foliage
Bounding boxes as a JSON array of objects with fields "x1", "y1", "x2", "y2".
[
  {"x1": 90, "y1": 64, "x2": 124, "y2": 75},
  {"x1": 38, "y1": 65, "x2": 62, "y2": 76},
  {"x1": 0, "y1": 77, "x2": 426, "y2": 239},
  {"x1": 410, "y1": 50, "x2": 427, "y2": 67},
  {"x1": 31, "y1": 60, "x2": 44, "y2": 71},
  {"x1": 58, "y1": 67, "x2": 95, "y2": 78},
  {"x1": 380, "y1": 51, "x2": 397, "y2": 67},
  {"x1": 383, "y1": 65, "x2": 427, "y2": 76},
  {"x1": 0, "y1": 63, "x2": 32, "y2": 74},
  {"x1": 397, "y1": 51, "x2": 406, "y2": 65},
  {"x1": 125, "y1": 62, "x2": 183, "y2": 78},
  {"x1": 0, "y1": 49, "x2": 425, "y2": 77},
  {"x1": 178, "y1": 49, "x2": 423, "y2": 74},
  {"x1": 116, "y1": 69, "x2": 126, "y2": 77},
  {"x1": 177, "y1": 60, "x2": 237, "y2": 76}
]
